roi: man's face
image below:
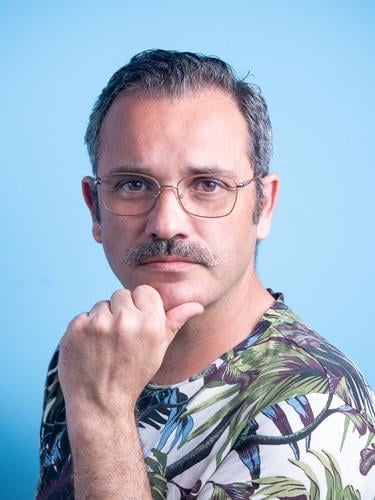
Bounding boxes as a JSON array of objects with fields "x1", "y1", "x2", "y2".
[{"x1": 84, "y1": 89, "x2": 277, "y2": 311}]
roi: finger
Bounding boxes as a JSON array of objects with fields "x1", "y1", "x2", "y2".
[
  {"x1": 109, "y1": 288, "x2": 137, "y2": 315},
  {"x1": 85, "y1": 301, "x2": 113, "y2": 336},
  {"x1": 165, "y1": 302, "x2": 204, "y2": 338},
  {"x1": 63, "y1": 312, "x2": 90, "y2": 340},
  {"x1": 131, "y1": 285, "x2": 164, "y2": 313},
  {"x1": 89, "y1": 300, "x2": 111, "y2": 316}
]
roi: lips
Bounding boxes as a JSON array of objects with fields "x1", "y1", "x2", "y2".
[{"x1": 139, "y1": 256, "x2": 199, "y2": 272}]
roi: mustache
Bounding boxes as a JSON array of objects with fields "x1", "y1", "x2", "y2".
[{"x1": 123, "y1": 239, "x2": 217, "y2": 267}]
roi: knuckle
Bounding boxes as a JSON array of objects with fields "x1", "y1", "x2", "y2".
[
  {"x1": 67, "y1": 312, "x2": 87, "y2": 333},
  {"x1": 110, "y1": 288, "x2": 131, "y2": 302},
  {"x1": 93, "y1": 299, "x2": 108, "y2": 309},
  {"x1": 61, "y1": 313, "x2": 88, "y2": 352}
]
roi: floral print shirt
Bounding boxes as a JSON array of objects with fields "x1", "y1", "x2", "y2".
[{"x1": 37, "y1": 293, "x2": 375, "y2": 499}]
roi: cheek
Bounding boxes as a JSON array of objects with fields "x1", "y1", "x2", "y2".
[
  {"x1": 99, "y1": 221, "x2": 137, "y2": 288},
  {"x1": 99, "y1": 218, "x2": 140, "y2": 260},
  {"x1": 201, "y1": 215, "x2": 256, "y2": 263}
]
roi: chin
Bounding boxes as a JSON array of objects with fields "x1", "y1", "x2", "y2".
[{"x1": 153, "y1": 283, "x2": 203, "y2": 311}]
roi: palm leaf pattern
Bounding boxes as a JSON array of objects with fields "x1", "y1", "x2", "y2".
[{"x1": 36, "y1": 291, "x2": 375, "y2": 499}]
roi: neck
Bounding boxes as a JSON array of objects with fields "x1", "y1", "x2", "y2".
[{"x1": 152, "y1": 269, "x2": 274, "y2": 385}]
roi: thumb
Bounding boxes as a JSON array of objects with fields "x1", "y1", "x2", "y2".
[{"x1": 165, "y1": 302, "x2": 204, "y2": 337}]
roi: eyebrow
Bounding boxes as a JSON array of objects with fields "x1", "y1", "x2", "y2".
[
  {"x1": 106, "y1": 165, "x2": 153, "y2": 175},
  {"x1": 106, "y1": 165, "x2": 238, "y2": 177},
  {"x1": 187, "y1": 166, "x2": 238, "y2": 177}
]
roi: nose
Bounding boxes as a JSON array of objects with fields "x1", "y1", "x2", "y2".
[{"x1": 144, "y1": 185, "x2": 191, "y2": 240}]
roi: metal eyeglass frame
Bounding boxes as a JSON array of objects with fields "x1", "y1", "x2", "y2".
[{"x1": 93, "y1": 172, "x2": 256, "y2": 218}]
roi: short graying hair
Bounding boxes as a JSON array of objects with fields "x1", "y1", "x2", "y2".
[{"x1": 85, "y1": 49, "x2": 273, "y2": 222}]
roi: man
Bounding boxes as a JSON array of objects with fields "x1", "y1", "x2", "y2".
[{"x1": 37, "y1": 50, "x2": 374, "y2": 499}]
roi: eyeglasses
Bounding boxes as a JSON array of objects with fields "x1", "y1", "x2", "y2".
[{"x1": 93, "y1": 172, "x2": 255, "y2": 218}]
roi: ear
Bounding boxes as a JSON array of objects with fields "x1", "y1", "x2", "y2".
[
  {"x1": 256, "y1": 173, "x2": 280, "y2": 240},
  {"x1": 82, "y1": 176, "x2": 102, "y2": 243}
]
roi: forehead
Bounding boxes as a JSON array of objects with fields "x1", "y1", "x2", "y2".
[{"x1": 97, "y1": 89, "x2": 251, "y2": 178}]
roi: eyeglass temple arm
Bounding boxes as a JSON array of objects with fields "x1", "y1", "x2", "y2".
[{"x1": 236, "y1": 176, "x2": 257, "y2": 188}]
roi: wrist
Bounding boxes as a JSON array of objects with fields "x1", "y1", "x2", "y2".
[{"x1": 65, "y1": 401, "x2": 136, "y2": 443}]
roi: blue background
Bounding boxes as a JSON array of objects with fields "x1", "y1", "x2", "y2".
[{"x1": 1, "y1": 1, "x2": 374, "y2": 498}]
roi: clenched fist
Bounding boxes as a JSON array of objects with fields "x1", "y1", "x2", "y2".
[{"x1": 58, "y1": 285, "x2": 204, "y2": 422}]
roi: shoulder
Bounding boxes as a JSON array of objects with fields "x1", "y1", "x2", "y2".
[
  {"x1": 219, "y1": 303, "x2": 375, "y2": 498},
  {"x1": 258, "y1": 300, "x2": 374, "y2": 423}
]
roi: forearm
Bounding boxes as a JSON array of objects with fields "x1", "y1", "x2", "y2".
[
  {"x1": 67, "y1": 410, "x2": 152, "y2": 500},
  {"x1": 57, "y1": 287, "x2": 203, "y2": 499}
]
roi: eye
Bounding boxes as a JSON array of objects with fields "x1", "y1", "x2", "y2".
[
  {"x1": 121, "y1": 179, "x2": 146, "y2": 191},
  {"x1": 192, "y1": 177, "x2": 229, "y2": 193},
  {"x1": 199, "y1": 179, "x2": 219, "y2": 192},
  {"x1": 114, "y1": 177, "x2": 153, "y2": 193}
]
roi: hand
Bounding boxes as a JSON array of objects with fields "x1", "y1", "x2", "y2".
[{"x1": 58, "y1": 285, "x2": 203, "y2": 421}]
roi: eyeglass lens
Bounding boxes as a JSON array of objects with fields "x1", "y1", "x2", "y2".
[{"x1": 98, "y1": 173, "x2": 238, "y2": 217}]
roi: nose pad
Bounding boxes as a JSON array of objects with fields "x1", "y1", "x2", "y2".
[{"x1": 155, "y1": 185, "x2": 184, "y2": 209}]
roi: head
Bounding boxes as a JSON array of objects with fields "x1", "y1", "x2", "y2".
[
  {"x1": 82, "y1": 50, "x2": 279, "y2": 312},
  {"x1": 84, "y1": 49, "x2": 273, "y2": 224}
]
